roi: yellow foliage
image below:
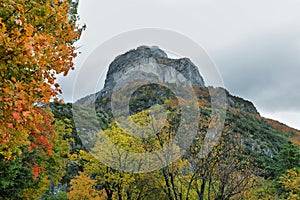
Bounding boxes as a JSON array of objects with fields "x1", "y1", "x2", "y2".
[
  {"x1": 68, "y1": 172, "x2": 107, "y2": 200},
  {"x1": 21, "y1": 176, "x2": 50, "y2": 200},
  {"x1": 279, "y1": 169, "x2": 300, "y2": 200}
]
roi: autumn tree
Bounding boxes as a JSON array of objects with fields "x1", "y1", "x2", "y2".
[
  {"x1": 0, "y1": 0, "x2": 82, "y2": 159},
  {"x1": 68, "y1": 171, "x2": 107, "y2": 200},
  {"x1": 68, "y1": 86, "x2": 260, "y2": 200},
  {"x1": 279, "y1": 168, "x2": 300, "y2": 200},
  {"x1": 69, "y1": 114, "x2": 259, "y2": 200},
  {"x1": 185, "y1": 119, "x2": 259, "y2": 200},
  {"x1": 0, "y1": 116, "x2": 73, "y2": 199},
  {"x1": 0, "y1": 0, "x2": 82, "y2": 199}
]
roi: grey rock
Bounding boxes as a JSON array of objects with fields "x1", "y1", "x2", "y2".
[
  {"x1": 76, "y1": 46, "x2": 205, "y2": 106},
  {"x1": 76, "y1": 45, "x2": 258, "y2": 115},
  {"x1": 102, "y1": 46, "x2": 205, "y2": 97}
]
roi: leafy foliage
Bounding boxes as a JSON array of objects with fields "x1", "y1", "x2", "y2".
[
  {"x1": 0, "y1": 117, "x2": 73, "y2": 199},
  {"x1": 1, "y1": 3, "x2": 298, "y2": 196},
  {"x1": 279, "y1": 168, "x2": 300, "y2": 200},
  {"x1": 0, "y1": 0, "x2": 81, "y2": 159},
  {"x1": 65, "y1": 106, "x2": 258, "y2": 199},
  {"x1": 0, "y1": 1, "x2": 81, "y2": 197},
  {"x1": 68, "y1": 171, "x2": 106, "y2": 200},
  {"x1": 47, "y1": 86, "x2": 300, "y2": 199}
]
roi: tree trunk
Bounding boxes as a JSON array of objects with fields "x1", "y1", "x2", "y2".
[{"x1": 198, "y1": 180, "x2": 206, "y2": 200}]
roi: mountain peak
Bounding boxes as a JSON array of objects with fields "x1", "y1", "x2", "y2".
[
  {"x1": 76, "y1": 46, "x2": 260, "y2": 116},
  {"x1": 106, "y1": 46, "x2": 168, "y2": 79},
  {"x1": 100, "y1": 46, "x2": 205, "y2": 98}
]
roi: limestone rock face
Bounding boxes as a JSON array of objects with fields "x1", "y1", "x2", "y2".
[
  {"x1": 102, "y1": 46, "x2": 205, "y2": 97},
  {"x1": 76, "y1": 46, "x2": 205, "y2": 106},
  {"x1": 76, "y1": 46, "x2": 258, "y2": 115}
]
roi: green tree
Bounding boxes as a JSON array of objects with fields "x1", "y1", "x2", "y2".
[{"x1": 270, "y1": 141, "x2": 300, "y2": 179}]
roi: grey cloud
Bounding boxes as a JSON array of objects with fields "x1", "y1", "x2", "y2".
[
  {"x1": 213, "y1": 28, "x2": 300, "y2": 112},
  {"x1": 58, "y1": 0, "x2": 300, "y2": 117}
]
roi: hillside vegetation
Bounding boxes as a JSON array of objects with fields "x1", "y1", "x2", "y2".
[{"x1": 47, "y1": 85, "x2": 300, "y2": 200}]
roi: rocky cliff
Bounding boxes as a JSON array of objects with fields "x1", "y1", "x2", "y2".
[
  {"x1": 76, "y1": 46, "x2": 258, "y2": 115},
  {"x1": 49, "y1": 46, "x2": 299, "y2": 193}
]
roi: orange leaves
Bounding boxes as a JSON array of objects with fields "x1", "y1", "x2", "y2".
[
  {"x1": 23, "y1": 23, "x2": 34, "y2": 37},
  {"x1": 22, "y1": 111, "x2": 30, "y2": 117},
  {"x1": 0, "y1": 133, "x2": 10, "y2": 143},
  {"x1": 28, "y1": 108, "x2": 55, "y2": 157},
  {"x1": 32, "y1": 166, "x2": 45, "y2": 181},
  {"x1": 30, "y1": 133, "x2": 54, "y2": 156},
  {"x1": 0, "y1": 2, "x2": 81, "y2": 198},
  {"x1": 47, "y1": 77, "x2": 54, "y2": 85},
  {"x1": 0, "y1": 17, "x2": 6, "y2": 32},
  {"x1": 16, "y1": 4, "x2": 24, "y2": 13},
  {"x1": 25, "y1": 44, "x2": 34, "y2": 51},
  {"x1": 3, "y1": 87, "x2": 11, "y2": 94},
  {"x1": 54, "y1": 83, "x2": 60, "y2": 88},
  {"x1": 0, "y1": 0, "x2": 81, "y2": 161},
  {"x1": 12, "y1": 112, "x2": 20, "y2": 120},
  {"x1": 11, "y1": 77, "x2": 16, "y2": 82},
  {"x1": 265, "y1": 118, "x2": 300, "y2": 146}
]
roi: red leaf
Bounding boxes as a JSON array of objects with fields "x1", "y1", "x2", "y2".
[
  {"x1": 13, "y1": 112, "x2": 20, "y2": 120},
  {"x1": 22, "y1": 111, "x2": 30, "y2": 117},
  {"x1": 25, "y1": 44, "x2": 34, "y2": 51}
]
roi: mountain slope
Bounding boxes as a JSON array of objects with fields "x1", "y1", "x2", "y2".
[
  {"x1": 49, "y1": 46, "x2": 300, "y2": 199},
  {"x1": 53, "y1": 45, "x2": 299, "y2": 160}
]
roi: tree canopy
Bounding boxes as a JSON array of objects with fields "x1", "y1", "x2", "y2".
[{"x1": 0, "y1": 0, "x2": 81, "y2": 159}]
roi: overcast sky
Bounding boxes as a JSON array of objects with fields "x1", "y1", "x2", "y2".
[{"x1": 57, "y1": 0, "x2": 300, "y2": 130}]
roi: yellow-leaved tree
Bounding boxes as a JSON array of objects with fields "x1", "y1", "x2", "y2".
[
  {"x1": 279, "y1": 168, "x2": 300, "y2": 200},
  {"x1": 69, "y1": 171, "x2": 107, "y2": 200}
]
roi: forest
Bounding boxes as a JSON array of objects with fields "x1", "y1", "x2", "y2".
[{"x1": 1, "y1": 1, "x2": 299, "y2": 199}]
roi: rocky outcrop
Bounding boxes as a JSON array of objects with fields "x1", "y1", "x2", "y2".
[
  {"x1": 76, "y1": 46, "x2": 258, "y2": 115},
  {"x1": 76, "y1": 46, "x2": 205, "y2": 106},
  {"x1": 228, "y1": 94, "x2": 259, "y2": 115},
  {"x1": 103, "y1": 46, "x2": 205, "y2": 93}
]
